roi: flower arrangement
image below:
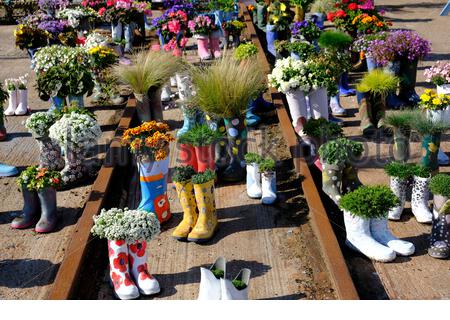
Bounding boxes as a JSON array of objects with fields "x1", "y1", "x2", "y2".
[
  {"x1": 351, "y1": 32, "x2": 387, "y2": 55},
  {"x1": 83, "y1": 32, "x2": 111, "y2": 49},
  {"x1": 222, "y1": 20, "x2": 246, "y2": 35},
  {"x1": 121, "y1": 121, "x2": 175, "y2": 161},
  {"x1": 367, "y1": 30, "x2": 431, "y2": 66},
  {"x1": 37, "y1": 19, "x2": 70, "y2": 35},
  {"x1": 233, "y1": 42, "x2": 258, "y2": 61},
  {"x1": 351, "y1": 13, "x2": 390, "y2": 34},
  {"x1": 33, "y1": 45, "x2": 91, "y2": 73},
  {"x1": 56, "y1": 7, "x2": 99, "y2": 28},
  {"x1": 49, "y1": 112, "x2": 101, "y2": 149},
  {"x1": 424, "y1": 61, "x2": 450, "y2": 86},
  {"x1": 38, "y1": 0, "x2": 69, "y2": 13},
  {"x1": 267, "y1": 0, "x2": 292, "y2": 31},
  {"x1": 4, "y1": 78, "x2": 17, "y2": 91},
  {"x1": 81, "y1": 0, "x2": 106, "y2": 11},
  {"x1": 17, "y1": 166, "x2": 62, "y2": 191},
  {"x1": 285, "y1": 41, "x2": 317, "y2": 60},
  {"x1": 94, "y1": 0, "x2": 152, "y2": 24},
  {"x1": 91, "y1": 207, "x2": 161, "y2": 243},
  {"x1": 188, "y1": 15, "x2": 219, "y2": 35},
  {"x1": 14, "y1": 24, "x2": 49, "y2": 50},
  {"x1": 419, "y1": 89, "x2": 450, "y2": 111},
  {"x1": 88, "y1": 46, "x2": 118, "y2": 70},
  {"x1": 24, "y1": 111, "x2": 60, "y2": 137},
  {"x1": 290, "y1": 20, "x2": 321, "y2": 42}
]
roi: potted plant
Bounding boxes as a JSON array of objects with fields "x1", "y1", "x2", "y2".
[
  {"x1": 12, "y1": 166, "x2": 61, "y2": 233},
  {"x1": 384, "y1": 162, "x2": 415, "y2": 220},
  {"x1": 38, "y1": 0, "x2": 69, "y2": 16},
  {"x1": 220, "y1": 268, "x2": 252, "y2": 300},
  {"x1": 233, "y1": 42, "x2": 258, "y2": 61},
  {"x1": 122, "y1": 121, "x2": 174, "y2": 223},
  {"x1": 91, "y1": 207, "x2": 161, "y2": 299},
  {"x1": 290, "y1": 0, "x2": 313, "y2": 22},
  {"x1": 384, "y1": 110, "x2": 416, "y2": 162},
  {"x1": 318, "y1": 138, "x2": 364, "y2": 204},
  {"x1": 356, "y1": 70, "x2": 399, "y2": 136},
  {"x1": 0, "y1": 82, "x2": 8, "y2": 141},
  {"x1": 114, "y1": 50, "x2": 181, "y2": 122},
  {"x1": 188, "y1": 15, "x2": 220, "y2": 60},
  {"x1": 254, "y1": 0, "x2": 267, "y2": 31},
  {"x1": 175, "y1": 72, "x2": 202, "y2": 138},
  {"x1": 198, "y1": 256, "x2": 226, "y2": 299},
  {"x1": 351, "y1": 32, "x2": 388, "y2": 71},
  {"x1": 410, "y1": 164, "x2": 434, "y2": 224},
  {"x1": 49, "y1": 109, "x2": 101, "y2": 186},
  {"x1": 424, "y1": 61, "x2": 450, "y2": 123},
  {"x1": 3, "y1": 78, "x2": 18, "y2": 117},
  {"x1": 244, "y1": 153, "x2": 263, "y2": 199},
  {"x1": 24, "y1": 111, "x2": 65, "y2": 171},
  {"x1": 222, "y1": 19, "x2": 246, "y2": 48},
  {"x1": 266, "y1": 0, "x2": 292, "y2": 58},
  {"x1": 428, "y1": 174, "x2": 450, "y2": 259},
  {"x1": 14, "y1": 23, "x2": 49, "y2": 60},
  {"x1": 259, "y1": 158, "x2": 277, "y2": 205},
  {"x1": 284, "y1": 41, "x2": 317, "y2": 61},
  {"x1": 188, "y1": 169, "x2": 218, "y2": 242},
  {"x1": 171, "y1": 166, "x2": 198, "y2": 241},
  {"x1": 191, "y1": 55, "x2": 266, "y2": 182},
  {"x1": 290, "y1": 18, "x2": 321, "y2": 43},
  {"x1": 310, "y1": 0, "x2": 337, "y2": 29},
  {"x1": 302, "y1": 117, "x2": 343, "y2": 151},
  {"x1": 419, "y1": 89, "x2": 450, "y2": 123}
]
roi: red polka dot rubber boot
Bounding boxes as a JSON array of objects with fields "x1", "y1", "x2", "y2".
[
  {"x1": 128, "y1": 241, "x2": 161, "y2": 296},
  {"x1": 108, "y1": 240, "x2": 140, "y2": 300}
]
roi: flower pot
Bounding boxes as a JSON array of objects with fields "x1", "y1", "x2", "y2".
[
  {"x1": 124, "y1": 23, "x2": 134, "y2": 53},
  {"x1": 36, "y1": 136, "x2": 65, "y2": 171},
  {"x1": 111, "y1": 21, "x2": 123, "y2": 41},
  {"x1": 135, "y1": 89, "x2": 164, "y2": 123},
  {"x1": 195, "y1": 144, "x2": 216, "y2": 172},
  {"x1": 195, "y1": 34, "x2": 212, "y2": 60},
  {"x1": 366, "y1": 56, "x2": 379, "y2": 71},
  {"x1": 393, "y1": 127, "x2": 411, "y2": 162},
  {"x1": 173, "y1": 179, "x2": 198, "y2": 240},
  {"x1": 11, "y1": 186, "x2": 40, "y2": 229},
  {"x1": 398, "y1": 58, "x2": 420, "y2": 105},
  {"x1": 293, "y1": 6, "x2": 305, "y2": 22},
  {"x1": 429, "y1": 195, "x2": 450, "y2": 259},
  {"x1": 35, "y1": 187, "x2": 58, "y2": 233},
  {"x1": 138, "y1": 157, "x2": 171, "y2": 224},
  {"x1": 420, "y1": 133, "x2": 441, "y2": 172},
  {"x1": 426, "y1": 109, "x2": 446, "y2": 123},
  {"x1": 178, "y1": 143, "x2": 198, "y2": 172},
  {"x1": 285, "y1": 89, "x2": 307, "y2": 134},
  {"x1": 266, "y1": 24, "x2": 278, "y2": 58},
  {"x1": 188, "y1": 179, "x2": 217, "y2": 242},
  {"x1": 49, "y1": 95, "x2": 65, "y2": 112},
  {"x1": 209, "y1": 30, "x2": 222, "y2": 59}
]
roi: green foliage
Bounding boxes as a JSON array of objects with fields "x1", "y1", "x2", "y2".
[
  {"x1": 318, "y1": 138, "x2": 364, "y2": 165},
  {"x1": 245, "y1": 153, "x2": 263, "y2": 164},
  {"x1": 302, "y1": 118, "x2": 343, "y2": 139},
  {"x1": 259, "y1": 158, "x2": 276, "y2": 173},
  {"x1": 318, "y1": 31, "x2": 353, "y2": 51},
  {"x1": 0, "y1": 83, "x2": 7, "y2": 107},
  {"x1": 234, "y1": 42, "x2": 258, "y2": 61},
  {"x1": 339, "y1": 185, "x2": 399, "y2": 219},
  {"x1": 410, "y1": 114, "x2": 450, "y2": 135},
  {"x1": 429, "y1": 174, "x2": 450, "y2": 197},
  {"x1": 180, "y1": 124, "x2": 223, "y2": 146},
  {"x1": 356, "y1": 70, "x2": 399, "y2": 98},
  {"x1": 413, "y1": 164, "x2": 431, "y2": 178},
  {"x1": 310, "y1": 0, "x2": 336, "y2": 13},
  {"x1": 192, "y1": 169, "x2": 216, "y2": 184},
  {"x1": 384, "y1": 110, "x2": 416, "y2": 129},
  {"x1": 211, "y1": 267, "x2": 224, "y2": 279},
  {"x1": 290, "y1": 0, "x2": 314, "y2": 8},
  {"x1": 56, "y1": 105, "x2": 96, "y2": 120},
  {"x1": 232, "y1": 279, "x2": 247, "y2": 290},
  {"x1": 285, "y1": 41, "x2": 317, "y2": 61},
  {"x1": 191, "y1": 55, "x2": 266, "y2": 118},
  {"x1": 172, "y1": 166, "x2": 196, "y2": 183},
  {"x1": 209, "y1": 0, "x2": 235, "y2": 12},
  {"x1": 384, "y1": 162, "x2": 415, "y2": 179}
]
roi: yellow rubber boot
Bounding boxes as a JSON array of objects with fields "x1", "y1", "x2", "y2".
[
  {"x1": 188, "y1": 179, "x2": 218, "y2": 243},
  {"x1": 172, "y1": 180, "x2": 198, "y2": 241}
]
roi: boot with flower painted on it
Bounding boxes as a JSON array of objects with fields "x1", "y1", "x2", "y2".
[
  {"x1": 108, "y1": 240, "x2": 140, "y2": 300},
  {"x1": 128, "y1": 241, "x2": 160, "y2": 295}
]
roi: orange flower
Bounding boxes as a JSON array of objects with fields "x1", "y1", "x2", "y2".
[{"x1": 36, "y1": 168, "x2": 48, "y2": 179}]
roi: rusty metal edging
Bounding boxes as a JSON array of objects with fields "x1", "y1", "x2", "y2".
[
  {"x1": 242, "y1": 5, "x2": 359, "y2": 300},
  {"x1": 48, "y1": 98, "x2": 137, "y2": 300}
]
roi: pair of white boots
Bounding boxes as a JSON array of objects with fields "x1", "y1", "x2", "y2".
[
  {"x1": 4, "y1": 89, "x2": 29, "y2": 116},
  {"x1": 160, "y1": 76, "x2": 179, "y2": 102},
  {"x1": 344, "y1": 211, "x2": 415, "y2": 262},
  {"x1": 198, "y1": 257, "x2": 251, "y2": 300},
  {"x1": 388, "y1": 175, "x2": 433, "y2": 223},
  {"x1": 246, "y1": 163, "x2": 277, "y2": 205}
]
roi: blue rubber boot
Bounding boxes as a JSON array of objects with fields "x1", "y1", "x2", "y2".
[
  {"x1": 47, "y1": 96, "x2": 65, "y2": 113},
  {"x1": 177, "y1": 107, "x2": 198, "y2": 138},
  {"x1": 0, "y1": 163, "x2": 18, "y2": 177},
  {"x1": 254, "y1": 94, "x2": 275, "y2": 112},
  {"x1": 138, "y1": 158, "x2": 171, "y2": 224},
  {"x1": 339, "y1": 72, "x2": 356, "y2": 96},
  {"x1": 246, "y1": 99, "x2": 261, "y2": 128},
  {"x1": 266, "y1": 24, "x2": 278, "y2": 59},
  {"x1": 386, "y1": 92, "x2": 405, "y2": 109}
]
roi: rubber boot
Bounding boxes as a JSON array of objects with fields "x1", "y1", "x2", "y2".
[
  {"x1": 198, "y1": 257, "x2": 226, "y2": 300},
  {"x1": 329, "y1": 95, "x2": 348, "y2": 117},
  {"x1": 428, "y1": 195, "x2": 450, "y2": 259},
  {"x1": 308, "y1": 87, "x2": 329, "y2": 120},
  {"x1": 173, "y1": 180, "x2": 198, "y2": 240},
  {"x1": 384, "y1": 61, "x2": 405, "y2": 109},
  {"x1": 108, "y1": 240, "x2": 140, "y2": 300},
  {"x1": 124, "y1": 23, "x2": 134, "y2": 53},
  {"x1": 177, "y1": 106, "x2": 197, "y2": 138},
  {"x1": 438, "y1": 149, "x2": 449, "y2": 165},
  {"x1": 67, "y1": 95, "x2": 84, "y2": 108},
  {"x1": 343, "y1": 210, "x2": 396, "y2": 262},
  {"x1": 35, "y1": 187, "x2": 58, "y2": 233},
  {"x1": 176, "y1": 73, "x2": 193, "y2": 102},
  {"x1": 338, "y1": 72, "x2": 356, "y2": 96},
  {"x1": 178, "y1": 143, "x2": 198, "y2": 171},
  {"x1": 61, "y1": 146, "x2": 86, "y2": 185},
  {"x1": 255, "y1": 3, "x2": 267, "y2": 31},
  {"x1": 246, "y1": 162, "x2": 262, "y2": 199},
  {"x1": 322, "y1": 162, "x2": 344, "y2": 204},
  {"x1": 0, "y1": 107, "x2": 6, "y2": 141},
  {"x1": 4, "y1": 89, "x2": 17, "y2": 115},
  {"x1": 209, "y1": 31, "x2": 221, "y2": 59},
  {"x1": 357, "y1": 91, "x2": 376, "y2": 136},
  {"x1": 398, "y1": 59, "x2": 420, "y2": 106},
  {"x1": 195, "y1": 144, "x2": 216, "y2": 172},
  {"x1": 221, "y1": 116, "x2": 247, "y2": 182},
  {"x1": 341, "y1": 163, "x2": 362, "y2": 194},
  {"x1": 387, "y1": 177, "x2": 408, "y2": 220},
  {"x1": 15, "y1": 89, "x2": 29, "y2": 115},
  {"x1": 420, "y1": 133, "x2": 441, "y2": 173},
  {"x1": 411, "y1": 175, "x2": 433, "y2": 224},
  {"x1": 160, "y1": 84, "x2": 172, "y2": 102},
  {"x1": 48, "y1": 96, "x2": 64, "y2": 113},
  {"x1": 393, "y1": 127, "x2": 411, "y2": 163},
  {"x1": 285, "y1": 89, "x2": 308, "y2": 135},
  {"x1": 37, "y1": 137, "x2": 65, "y2": 171},
  {"x1": 196, "y1": 35, "x2": 212, "y2": 60},
  {"x1": 261, "y1": 171, "x2": 277, "y2": 205},
  {"x1": 266, "y1": 24, "x2": 278, "y2": 59},
  {"x1": 253, "y1": 93, "x2": 275, "y2": 112},
  {"x1": 220, "y1": 268, "x2": 251, "y2": 300},
  {"x1": 11, "y1": 187, "x2": 40, "y2": 229},
  {"x1": 0, "y1": 163, "x2": 18, "y2": 177},
  {"x1": 128, "y1": 241, "x2": 160, "y2": 295},
  {"x1": 370, "y1": 216, "x2": 415, "y2": 256},
  {"x1": 138, "y1": 158, "x2": 171, "y2": 224},
  {"x1": 246, "y1": 99, "x2": 261, "y2": 128},
  {"x1": 111, "y1": 21, "x2": 123, "y2": 41},
  {"x1": 188, "y1": 178, "x2": 218, "y2": 243}
]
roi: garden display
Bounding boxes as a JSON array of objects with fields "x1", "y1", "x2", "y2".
[{"x1": 189, "y1": 14, "x2": 221, "y2": 60}]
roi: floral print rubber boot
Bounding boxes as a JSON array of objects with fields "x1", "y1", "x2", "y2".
[
  {"x1": 221, "y1": 116, "x2": 247, "y2": 182},
  {"x1": 128, "y1": 241, "x2": 160, "y2": 295},
  {"x1": 108, "y1": 240, "x2": 139, "y2": 300},
  {"x1": 61, "y1": 146, "x2": 86, "y2": 185},
  {"x1": 11, "y1": 187, "x2": 40, "y2": 229},
  {"x1": 37, "y1": 137, "x2": 65, "y2": 171}
]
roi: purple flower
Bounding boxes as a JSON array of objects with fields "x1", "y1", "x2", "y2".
[
  {"x1": 38, "y1": 0, "x2": 69, "y2": 12},
  {"x1": 37, "y1": 19, "x2": 69, "y2": 34},
  {"x1": 290, "y1": 20, "x2": 321, "y2": 42}
]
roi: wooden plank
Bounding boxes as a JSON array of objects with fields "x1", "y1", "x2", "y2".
[
  {"x1": 47, "y1": 98, "x2": 137, "y2": 300},
  {"x1": 241, "y1": 4, "x2": 359, "y2": 300}
]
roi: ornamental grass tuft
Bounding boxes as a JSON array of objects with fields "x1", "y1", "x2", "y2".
[{"x1": 356, "y1": 69, "x2": 399, "y2": 99}]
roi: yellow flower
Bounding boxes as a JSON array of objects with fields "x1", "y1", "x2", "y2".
[
  {"x1": 425, "y1": 89, "x2": 433, "y2": 94},
  {"x1": 280, "y1": 3, "x2": 286, "y2": 11},
  {"x1": 272, "y1": 16, "x2": 279, "y2": 23},
  {"x1": 432, "y1": 98, "x2": 441, "y2": 105},
  {"x1": 420, "y1": 94, "x2": 430, "y2": 102},
  {"x1": 428, "y1": 142, "x2": 438, "y2": 153}
]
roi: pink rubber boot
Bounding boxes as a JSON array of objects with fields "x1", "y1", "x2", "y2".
[
  {"x1": 196, "y1": 35, "x2": 212, "y2": 60},
  {"x1": 209, "y1": 31, "x2": 221, "y2": 59}
]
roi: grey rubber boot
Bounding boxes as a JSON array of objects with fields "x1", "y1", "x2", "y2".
[
  {"x1": 11, "y1": 187, "x2": 40, "y2": 229},
  {"x1": 322, "y1": 162, "x2": 344, "y2": 205},
  {"x1": 428, "y1": 195, "x2": 450, "y2": 259},
  {"x1": 35, "y1": 187, "x2": 58, "y2": 233}
]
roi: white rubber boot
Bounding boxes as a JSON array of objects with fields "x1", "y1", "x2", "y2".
[
  {"x1": 411, "y1": 175, "x2": 433, "y2": 223},
  {"x1": 370, "y1": 217, "x2": 415, "y2": 256},
  {"x1": 170, "y1": 76, "x2": 177, "y2": 87},
  {"x1": 261, "y1": 171, "x2": 277, "y2": 205},
  {"x1": 388, "y1": 177, "x2": 408, "y2": 220},
  {"x1": 4, "y1": 90, "x2": 17, "y2": 115},
  {"x1": 329, "y1": 95, "x2": 348, "y2": 117},
  {"x1": 246, "y1": 163, "x2": 262, "y2": 199},
  {"x1": 15, "y1": 89, "x2": 29, "y2": 115},
  {"x1": 108, "y1": 240, "x2": 140, "y2": 300},
  {"x1": 220, "y1": 268, "x2": 251, "y2": 300},
  {"x1": 308, "y1": 87, "x2": 329, "y2": 120},
  {"x1": 343, "y1": 210, "x2": 396, "y2": 262},
  {"x1": 285, "y1": 89, "x2": 307, "y2": 135},
  {"x1": 128, "y1": 241, "x2": 160, "y2": 295},
  {"x1": 160, "y1": 84, "x2": 172, "y2": 102},
  {"x1": 198, "y1": 256, "x2": 226, "y2": 300},
  {"x1": 176, "y1": 73, "x2": 194, "y2": 102}
]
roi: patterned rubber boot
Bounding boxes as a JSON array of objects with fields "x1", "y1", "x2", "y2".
[
  {"x1": 128, "y1": 241, "x2": 160, "y2": 295},
  {"x1": 322, "y1": 162, "x2": 344, "y2": 205},
  {"x1": 37, "y1": 137, "x2": 65, "y2": 171},
  {"x1": 221, "y1": 116, "x2": 247, "y2": 182},
  {"x1": 357, "y1": 91, "x2": 376, "y2": 136},
  {"x1": 341, "y1": 163, "x2": 362, "y2": 194},
  {"x1": 411, "y1": 175, "x2": 433, "y2": 224},
  {"x1": 387, "y1": 177, "x2": 408, "y2": 220},
  {"x1": 428, "y1": 195, "x2": 450, "y2": 259},
  {"x1": 173, "y1": 180, "x2": 198, "y2": 240}
]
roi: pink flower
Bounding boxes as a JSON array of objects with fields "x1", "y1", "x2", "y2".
[
  {"x1": 98, "y1": 7, "x2": 106, "y2": 15},
  {"x1": 179, "y1": 37, "x2": 188, "y2": 48},
  {"x1": 168, "y1": 20, "x2": 181, "y2": 34}
]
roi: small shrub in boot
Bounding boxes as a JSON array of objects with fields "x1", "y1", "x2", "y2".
[
  {"x1": 12, "y1": 169, "x2": 41, "y2": 229},
  {"x1": 245, "y1": 153, "x2": 263, "y2": 199},
  {"x1": 384, "y1": 110, "x2": 415, "y2": 163},
  {"x1": 260, "y1": 158, "x2": 277, "y2": 205},
  {"x1": 384, "y1": 162, "x2": 416, "y2": 220}
]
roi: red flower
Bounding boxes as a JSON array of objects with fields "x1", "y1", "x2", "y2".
[
  {"x1": 111, "y1": 272, "x2": 122, "y2": 290},
  {"x1": 124, "y1": 273, "x2": 134, "y2": 286},
  {"x1": 335, "y1": 10, "x2": 347, "y2": 18},
  {"x1": 129, "y1": 241, "x2": 146, "y2": 257},
  {"x1": 334, "y1": 3, "x2": 339, "y2": 7},
  {"x1": 327, "y1": 12, "x2": 336, "y2": 21},
  {"x1": 106, "y1": 0, "x2": 115, "y2": 7},
  {"x1": 342, "y1": 0, "x2": 349, "y2": 3},
  {"x1": 98, "y1": 7, "x2": 106, "y2": 15},
  {"x1": 137, "y1": 264, "x2": 153, "y2": 280},
  {"x1": 348, "y1": 3, "x2": 358, "y2": 10},
  {"x1": 113, "y1": 252, "x2": 128, "y2": 272},
  {"x1": 115, "y1": 240, "x2": 125, "y2": 246}
]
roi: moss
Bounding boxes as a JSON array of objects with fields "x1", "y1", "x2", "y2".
[
  {"x1": 318, "y1": 30, "x2": 353, "y2": 51},
  {"x1": 356, "y1": 70, "x2": 399, "y2": 98},
  {"x1": 211, "y1": 267, "x2": 224, "y2": 279},
  {"x1": 244, "y1": 152, "x2": 263, "y2": 164},
  {"x1": 339, "y1": 185, "x2": 399, "y2": 219},
  {"x1": 192, "y1": 169, "x2": 216, "y2": 184},
  {"x1": 232, "y1": 279, "x2": 247, "y2": 290},
  {"x1": 302, "y1": 118, "x2": 343, "y2": 139},
  {"x1": 384, "y1": 162, "x2": 415, "y2": 179},
  {"x1": 172, "y1": 166, "x2": 196, "y2": 183},
  {"x1": 429, "y1": 174, "x2": 450, "y2": 197},
  {"x1": 413, "y1": 164, "x2": 431, "y2": 178},
  {"x1": 259, "y1": 158, "x2": 276, "y2": 173}
]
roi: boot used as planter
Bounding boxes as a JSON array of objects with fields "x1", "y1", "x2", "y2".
[
  {"x1": 195, "y1": 144, "x2": 216, "y2": 172},
  {"x1": 285, "y1": 89, "x2": 308, "y2": 135},
  {"x1": 15, "y1": 89, "x2": 29, "y2": 115},
  {"x1": 357, "y1": 91, "x2": 376, "y2": 136},
  {"x1": 370, "y1": 216, "x2": 415, "y2": 256},
  {"x1": 209, "y1": 30, "x2": 222, "y2": 59},
  {"x1": 61, "y1": 146, "x2": 87, "y2": 185},
  {"x1": 393, "y1": 127, "x2": 411, "y2": 162},
  {"x1": 221, "y1": 116, "x2": 247, "y2": 182},
  {"x1": 195, "y1": 34, "x2": 212, "y2": 60},
  {"x1": 321, "y1": 162, "x2": 344, "y2": 205},
  {"x1": 338, "y1": 72, "x2": 356, "y2": 96},
  {"x1": 308, "y1": 87, "x2": 329, "y2": 120},
  {"x1": 111, "y1": 21, "x2": 123, "y2": 41},
  {"x1": 411, "y1": 174, "x2": 433, "y2": 223},
  {"x1": 128, "y1": 241, "x2": 160, "y2": 295},
  {"x1": 261, "y1": 171, "x2": 277, "y2": 205},
  {"x1": 177, "y1": 106, "x2": 198, "y2": 138},
  {"x1": 135, "y1": 89, "x2": 164, "y2": 123},
  {"x1": 220, "y1": 268, "x2": 251, "y2": 300},
  {"x1": 67, "y1": 95, "x2": 84, "y2": 108},
  {"x1": 266, "y1": 24, "x2": 278, "y2": 59},
  {"x1": 206, "y1": 116, "x2": 229, "y2": 171},
  {"x1": 11, "y1": 186, "x2": 40, "y2": 229},
  {"x1": 255, "y1": 3, "x2": 267, "y2": 31},
  {"x1": 329, "y1": 95, "x2": 348, "y2": 117},
  {"x1": 384, "y1": 61, "x2": 405, "y2": 109},
  {"x1": 420, "y1": 133, "x2": 441, "y2": 173},
  {"x1": 198, "y1": 256, "x2": 226, "y2": 300},
  {"x1": 178, "y1": 143, "x2": 198, "y2": 171},
  {"x1": 35, "y1": 187, "x2": 58, "y2": 233},
  {"x1": 36, "y1": 137, "x2": 65, "y2": 171},
  {"x1": 124, "y1": 23, "x2": 134, "y2": 53},
  {"x1": 0, "y1": 106, "x2": 6, "y2": 141},
  {"x1": 245, "y1": 153, "x2": 263, "y2": 199},
  {"x1": 341, "y1": 163, "x2": 362, "y2": 194},
  {"x1": 398, "y1": 59, "x2": 420, "y2": 105},
  {"x1": 387, "y1": 176, "x2": 408, "y2": 221},
  {"x1": 4, "y1": 88, "x2": 17, "y2": 116},
  {"x1": 160, "y1": 84, "x2": 172, "y2": 102}
]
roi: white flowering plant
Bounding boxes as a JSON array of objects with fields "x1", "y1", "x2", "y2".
[
  {"x1": 33, "y1": 45, "x2": 90, "y2": 73},
  {"x1": 17, "y1": 74, "x2": 29, "y2": 90},
  {"x1": 49, "y1": 112, "x2": 101, "y2": 149},
  {"x1": 83, "y1": 32, "x2": 111, "y2": 50},
  {"x1": 4, "y1": 78, "x2": 17, "y2": 91},
  {"x1": 268, "y1": 57, "x2": 312, "y2": 93},
  {"x1": 56, "y1": 7, "x2": 98, "y2": 28},
  {"x1": 24, "y1": 111, "x2": 60, "y2": 137},
  {"x1": 91, "y1": 208, "x2": 161, "y2": 243}
]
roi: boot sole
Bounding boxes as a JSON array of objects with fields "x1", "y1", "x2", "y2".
[{"x1": 173, "y1": 236, "x2": 189, "y2": 242}]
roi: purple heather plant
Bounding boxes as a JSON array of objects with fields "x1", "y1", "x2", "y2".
[
  {"x1": 19, "y1": 12, "x2": 53, "y2": 28},
  {"x1": 37, "y1": 19, "x2": 70, "y2": 34},
  {"x1": 367, "y1": 30, "x2": 431, "y2": 66}
]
